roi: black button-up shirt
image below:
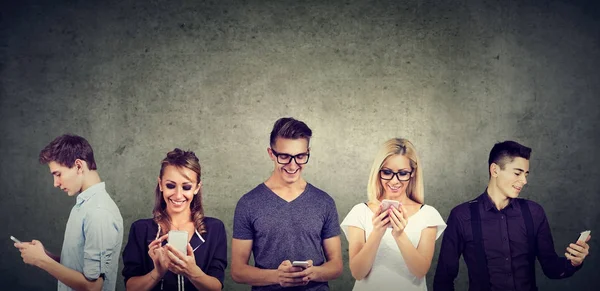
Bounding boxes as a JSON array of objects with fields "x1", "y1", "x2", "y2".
[{"x1": 434, "y1": 191, "x2": 581, "y2": 291}]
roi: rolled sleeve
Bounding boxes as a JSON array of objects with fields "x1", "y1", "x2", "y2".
[{"x1": 82, "y1": 208, "x2": 121, "y2": 281}]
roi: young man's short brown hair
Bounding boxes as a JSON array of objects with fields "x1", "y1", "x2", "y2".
[
  {"x1": 269, "y1": 117, "x2": 312, "y2": 147},
  {"x1": 39, "y1": 134, "x2": 97, "y2": 170}
]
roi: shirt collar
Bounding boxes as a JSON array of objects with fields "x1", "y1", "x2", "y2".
[
  {"x1": 482, "y1": 188, "x2": 516, "y2": 212},
  {"x1": 191, "y1": 229, "x2": 205, "y2": 252},
  {"x1": 76, "y1": 182, "x2": 105, "y2": 206}
]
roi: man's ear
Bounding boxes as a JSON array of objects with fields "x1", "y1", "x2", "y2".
[
  {"x1": 490, "y1": 163, "x2": 499, "y2": 177},
  {"x1": 267, "y1": 148, "x2": 276, "y2": 161},
  {"x1": 74, "y1": 159, "x2": 85, "y2": 173}
]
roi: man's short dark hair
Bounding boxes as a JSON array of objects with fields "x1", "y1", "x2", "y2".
[
  {"x1": 39, "y1": 134, "x2": 97, "y2": 170},
  {"x1": 488, "y1": 140, "x2": 532, "y2": 170},
  {"x1": 269, "y1": 117, "x2": 312, "y2": 148}
]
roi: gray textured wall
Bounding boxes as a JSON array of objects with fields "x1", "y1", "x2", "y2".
[{"x1": 1, "y1": 0, "x2": 599, "y2": 290}]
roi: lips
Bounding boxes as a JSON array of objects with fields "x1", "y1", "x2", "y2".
[
  {"x1": 284, "y1": 168, "x2": 299, "y2": 174},
  {"x1": 169, "y1": 198, "x2": 187, "y2": 206},
  {"x1": 388, "y1": 184, "x2": 401, "y2": 191}
]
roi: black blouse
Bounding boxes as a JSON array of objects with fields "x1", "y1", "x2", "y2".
[{"x1": 122, "y1": 217, "x2": 227, "y2": 290}]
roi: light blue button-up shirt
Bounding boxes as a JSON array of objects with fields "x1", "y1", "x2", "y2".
[{"x1": 59, "y1": 182, "x2": 123, "y2": 291}]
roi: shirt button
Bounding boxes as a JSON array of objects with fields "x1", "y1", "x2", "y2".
[
  {"x1": 501, "y1": 216, "x2": 504, "y2": 219},
  {"x1": 505, "y1": 257, "x2": 509, "y2": 261}
]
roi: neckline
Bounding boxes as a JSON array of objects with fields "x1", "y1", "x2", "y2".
[{"x1": 261, "y1": 182, "x2": 310, "y2": 203}]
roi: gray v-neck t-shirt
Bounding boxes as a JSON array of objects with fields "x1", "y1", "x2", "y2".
[{"x1": 233, "y1": 183, "x2": 341, "y2": 291}]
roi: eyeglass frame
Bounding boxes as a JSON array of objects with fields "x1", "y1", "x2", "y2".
[
  {"x1": 379, "y1": 169, "x2": 413, "y2": 181},
  {"x1": 270, "y1": 148, "x2": 310, "y2": 165}
]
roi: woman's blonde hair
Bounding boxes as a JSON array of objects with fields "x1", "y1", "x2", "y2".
[{"x1": 367, "y1": 138, "x2": 424, "y2": 204}]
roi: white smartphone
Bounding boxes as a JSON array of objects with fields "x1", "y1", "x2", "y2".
[
  {"x1": 168, "y1": 230, "x2": 188, "y2": 255},
  {"x1": 577, "y1": 230, "x2": 591, "y2": 242},
  {"x1": 292, "y1": 260, "x2": 309, "y2": 269},
  {"x1": 381, "y1": 199, "x2": 401, "y2": 211},
  {"x1": 10, "y1": 235, "x2": 21, "y2": 243}
]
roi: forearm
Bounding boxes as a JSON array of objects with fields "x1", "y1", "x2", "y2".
[
  {"x1": 432, "y1": 242, "x2": 459, "y2": 290},
  {"x1": 37, "y1": 258, "x2": 102, "y2": 291},
  {"x1": 125, "y1": 269, "x2": 162, "y2": 291},
  {"x1": 540, "y1": 256, "x2": 581, "y2": 279},
  {"x1": 188, "y1": 267, "x2": 222, "y2": 291},
  {"x1": 231, "y1": 263, "x2": 278, "y2": 286},
  {"x1": 312, "y1": 258, "x2": 343, "y2": 282},
  {"x1": 45, "y1": 250, "x2": 60, "y2": 263},
  {"x1": 394, "y1": 233, "x2": 431, "y2": 278},
  {"x1": 349, "y1": 234, "x2": 383, "y2": 280}
]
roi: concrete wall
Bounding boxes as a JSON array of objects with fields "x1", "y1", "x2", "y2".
[{"x1": 1, "y1": 0, "x2": 598, "y2": 290}]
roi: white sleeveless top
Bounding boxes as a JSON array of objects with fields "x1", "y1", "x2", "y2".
[{"x1": 341, "y1": 203, "x2": 447, "y2": 291}]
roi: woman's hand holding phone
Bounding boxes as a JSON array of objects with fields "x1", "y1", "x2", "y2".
[{"x1": 148, "y1": 234, "x2": 170, "y2": 277}]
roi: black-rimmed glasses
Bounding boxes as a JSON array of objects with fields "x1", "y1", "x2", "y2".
[
  {"x1": 270, "y1": 149, "x2": 310, "y2": 165},
  {"x1": 379, "y1": 169, "x2": 412, "y2": 181}
]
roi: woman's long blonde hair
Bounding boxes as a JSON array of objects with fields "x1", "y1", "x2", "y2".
[{"x1": 367, "y1": 138, "x2": 424, "y2": 204}]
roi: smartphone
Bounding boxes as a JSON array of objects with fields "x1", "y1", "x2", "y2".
[
  {"x1": 167, "y1": 230, "x2": 188, "y2": 255},
  {"x1": 381, "y1": 199, "x2": 401, "y2": 211},
  {"x1": 577, "y1": 230, "x2": 591, "y2": 242},
  {"x1": 292, "y1": 261, "x2": 309, "y2": 269},
  {"x1": 10, "y1": 236, "x2": 21, "y2": 243}
]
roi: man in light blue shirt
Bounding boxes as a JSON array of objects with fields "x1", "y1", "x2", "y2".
[{"x1": 14, "y1": 134, "x2": 123, "y2": 291}]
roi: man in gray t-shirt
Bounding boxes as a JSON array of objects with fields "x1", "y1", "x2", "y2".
[{"x1": 231, "y1": 117, "x2": 343, "y2": 291}]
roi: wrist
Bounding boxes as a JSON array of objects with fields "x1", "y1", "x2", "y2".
[
  {"x1": 272, "y1": 269, "x2": 281, "y2": 285},
  {"x1": 311, "y1": 265, "x2": 323, "y2": 281},
  {"x1": 187, "y1": 265, "x2": 204, "y2": 278},
  {"x1": 151, "y1": 268, "x2": 163, "y2": 280},
  {"x1": 394, "y1": 231, "x2": 408, "y2": 242},
  {"x1": 36, "y1": 253, "x2": 54, "y2": 269}
]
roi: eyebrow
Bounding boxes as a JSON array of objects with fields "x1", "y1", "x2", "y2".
[
  {"x1": 382, "y1": 167, "x2": 412, "y2": 171},
  {"x1": 513, "y1": 168, "x2": 530, "y2": 174},
  {"x1": 165, "y1": 179, "x2": 193, "y2": 184}
]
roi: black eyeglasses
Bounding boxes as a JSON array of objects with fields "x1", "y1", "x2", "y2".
[
  {"x1": 379, "y1": 169, "x2": 412, "y2": 181},
  {"x1": 270, "y1": 149, "x2": 310, "y2": 165}
]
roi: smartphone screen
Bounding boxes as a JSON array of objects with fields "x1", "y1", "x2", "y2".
[{"x1": 168, "y1": 230, "x2": 188, "y2": 255}]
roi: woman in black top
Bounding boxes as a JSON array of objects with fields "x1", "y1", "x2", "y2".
[{"x1": 122, "y1": 149, "x2": 227, "y2": 291}]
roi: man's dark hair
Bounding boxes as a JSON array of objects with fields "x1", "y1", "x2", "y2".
[
  {"x1": 488, "y1": 140, "x2": 531, "y2": 171},
  {"x1": 269, "y1": 117, "x2": 312, "y2": 148},
  {"x1": 39, "y1": 134, "x2": 97, "y2": 170}
]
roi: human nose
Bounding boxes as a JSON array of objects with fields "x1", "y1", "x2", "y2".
[
  {"x1": 173, "y1": 186, "x2": 183, "y2": 197},
  {"x1": 288, "y1": 157, "x2": 300, "y2": 168},
  {"x1": 53, "y1": 176, "x2": 60, "y2": 188},
  {"x1": 522, "y1": 175, "x2": 528, "y2": 185}
]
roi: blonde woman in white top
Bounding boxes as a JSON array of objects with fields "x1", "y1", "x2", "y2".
[{"x1": 341, "y1": 138, "x2": 446, "y2": 291}]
